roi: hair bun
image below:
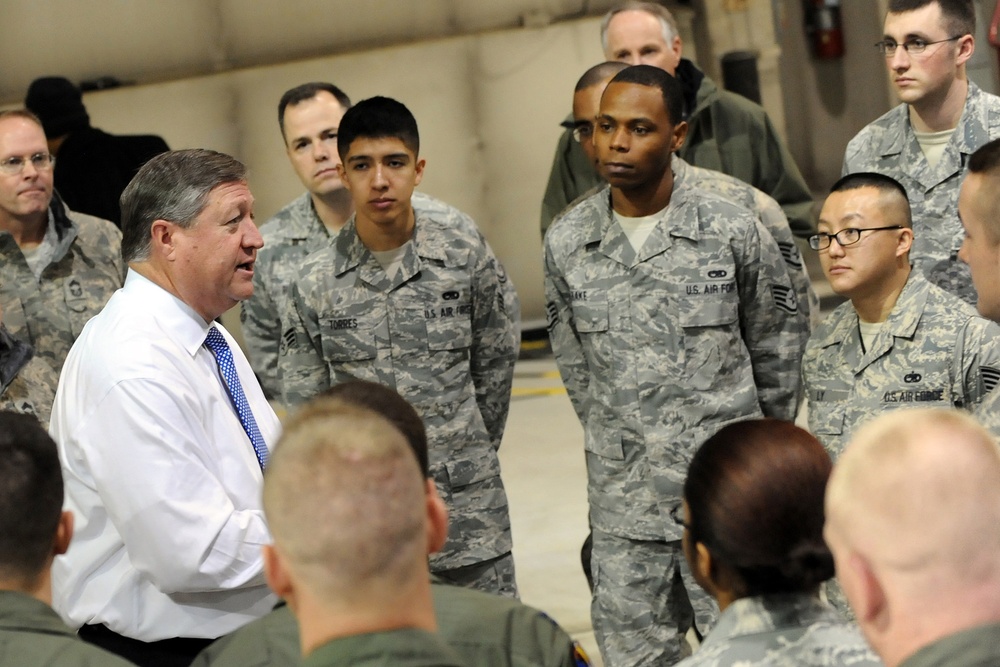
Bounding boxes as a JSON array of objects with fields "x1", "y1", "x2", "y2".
[{"x1": 779, "y1": 542, "x2": 835, "y2": 588}]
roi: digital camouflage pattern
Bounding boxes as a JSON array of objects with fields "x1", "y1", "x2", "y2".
[
  {"x1": 0, "y1": 196, "x2": 124, "y2": 373},
  {"x1": 0, "y1": 325, "x2": 58, "y2": 424},
  {"x1": 192, "y1": 578, "x2": 589, "y2": 667},
  {"x1": 540, "y1": 59, "x2": 815, "y2": 238},
  {"x1": 280, "y1": 207, "x2": 518, "y2": 580},
  {"x1": 243, "y1": 191, "x2": 520, "y2": 399},
  {"x1": 591, "y1": 530, "x2": 719, "y2": 666},
  {"x1": 843, "y1": 81, "x2": 1000, "y2": 305},
  {"x1": 545, "y1": 181, "x2": 807, "y2": 541},
  {"x1": 675, "y1": 594, "x2": 881, "y2": 667},
  {"x1": 672, "y1": 155, "x2": 819, "y2": 329},
  {"x1": 803, "y1": 270, "x2": 1000, "y2": 457},
  {"x1": 545, "y1": 179, "x2": 807, "y2": 667}
]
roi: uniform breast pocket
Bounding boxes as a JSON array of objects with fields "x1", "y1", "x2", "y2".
[
  {"x1": 571, "y1": 295, "x2": 609, "y2": 334},
  {"x1": 425, "y1": 307, "x2": 473, "y2": 351},
  {"x1": 320, "y1": 311, "x2": 378, "y2": 362},
  {"x1": 679, "y1": 296, "x2": 740, "y2": 391}
]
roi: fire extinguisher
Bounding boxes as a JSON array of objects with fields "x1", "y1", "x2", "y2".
[{"x1": 804, "y1": 0, "x2": 845, "y2": 60}]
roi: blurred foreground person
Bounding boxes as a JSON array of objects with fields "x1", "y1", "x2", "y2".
[
  {"x1": 826, "y1": 408, "x2": 1000, "y2": 667},
  {"x1": 676, "y1": 419, "x2": 880, "y2": 667}
]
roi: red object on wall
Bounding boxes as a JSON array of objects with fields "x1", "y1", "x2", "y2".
[{"x1": 805, "y1": 0, "x2": 845, "y2": 60}]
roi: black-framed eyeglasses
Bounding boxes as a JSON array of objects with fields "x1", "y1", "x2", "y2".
[
  {"x1": 561, "y1": 119, "x2": 594, "y2": 144},
  {"x1": 0, "y1": 152, "x2": 55, "y2": 175},
  {"x1": 669, "y1": 503, "x2": 690, "y2": 530},
  {"x1": 875, "y1": 35, "x2": 963, "y2": 56},
  {"x1": 808, "y1": 225, "x2": 904, "y2": 251}
]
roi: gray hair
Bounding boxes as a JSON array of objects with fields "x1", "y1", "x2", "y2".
[
  {"x1": 600, "y1": 2, "x2": 679, "y2": 53},
  {"x1": 120, "y1": 149, "x2": 247, "y2": 263}
]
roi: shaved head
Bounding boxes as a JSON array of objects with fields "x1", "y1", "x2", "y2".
[
  {"x1": 826, "y1": 408, "x2": 1000, "y2": 666},
  {"x1": 264, "y1": 398, "x2": 427, "y2": 604}
]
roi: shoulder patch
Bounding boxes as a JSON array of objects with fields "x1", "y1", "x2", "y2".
[
  {"x1": 983, "y1": 366, "x2": 1000, "y2": 394},
  {"x1": 546, "y1": 302, "x2": 559, "y2": 331},
  {"x1": 771, "y1": 284, "x2": 799, "y2": 315}
]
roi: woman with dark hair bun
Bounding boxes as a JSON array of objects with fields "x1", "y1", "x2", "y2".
[{"x1": 674, "y1": 419, "x2": 881, "y2": 666}]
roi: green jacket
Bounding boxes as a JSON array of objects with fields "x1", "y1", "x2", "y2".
[
  {"x1": 304, "y1": 629, "x2": 464, "y2": 667},
  {"x1": 540, "y1": 59, "x2": 814, "y2": 238},
  {"x1": 0, "y1": 591, "x2": 134, "y2": 666},
  {"x1": 900, "y1": 622, "x2": 1000, "y2": 667},
  {"x1": 192, "y1": 580, "x2": 588, "y2": 667}
]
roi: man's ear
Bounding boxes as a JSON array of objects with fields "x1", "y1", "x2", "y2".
[
  {"x1": 847, "y1": 552, "x2": 887, "y2": 626},
  {"x1": 897, "y1": 227, "x2": 914, "y2": 256},
  {"x1": 955, "y1": 34, "x2": 975, "y2": 67},
  {"x1": 150, "y1": 219, "x2": 177, "y2": 260},
  {"x1": 263, "y1": 544, "x2": 295, "y2": 606},
  {"x1": 413, "y1": 158, "x2": 426, "y2": 187},
  {"x1": 671, "y1": 121, "x2": 689, "y2": 153},
  {"x1": 54, "y1": 511, "x2": 73, "y2": 557},
  {"x1": 425, "y1": 479, "x2": 449, "y2": 555}
]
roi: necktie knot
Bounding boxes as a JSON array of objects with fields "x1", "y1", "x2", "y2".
[{"x1": 204, "y1": 327, "x2": 269, "y2": 469}]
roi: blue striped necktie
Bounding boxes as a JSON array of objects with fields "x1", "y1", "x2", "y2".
[{"x1": 203, "y1": 326, "x2": 269, "y2": 469}]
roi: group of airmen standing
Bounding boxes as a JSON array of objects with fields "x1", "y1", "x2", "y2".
[{"x1": 2, "y1": 0, "x2": 1000, "y2": 666}]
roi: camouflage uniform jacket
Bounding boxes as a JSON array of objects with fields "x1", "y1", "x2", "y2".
[
  {"x1": 672, "y1": 155, "x2": 819, "y2": 329},
  {"x1": 544, "y1": 182, "x2": 808, "y2": 540},
  {"x1": 843, "y1": 81, "x2": 1000, "y2": 303},
  {"x1": 192, "y1": 577, "x2": 589, "y2": 667},
  {"x1": 0, "y1": 591, "x2": 135, "y2": 667},
  {"x1": 675, "y1": 594, "x2": 881, "y2": 667},
  {"x1": 540, "y1": 59, "x2": 815, "y2": 237},
  {"x1": 281, "y1": 210, "x2": 518, "y2": 569},
  {"x1": 0, "y1": 324, "x2": 58, "y2": 424},
  {"x1": 803, "y1": 270, "x2": 1000, "y2": 457},
  {"x1": 0, "y1": 195, "x2": 124, "y2": 372},
  {"x1": 244, "y1": 192, "x2": 520, "y2": 399}
]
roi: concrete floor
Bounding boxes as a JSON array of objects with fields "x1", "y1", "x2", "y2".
[{"x1": 498, "y1": 354, "x2": 600, "y2": 663}]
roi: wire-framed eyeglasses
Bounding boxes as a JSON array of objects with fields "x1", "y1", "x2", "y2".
[
  {"x1": 808, "y1": 225, "x2": 904, "y2": 251},
  {"x1": 874, "y1": 35, "x2": 963, "y2": 56}
]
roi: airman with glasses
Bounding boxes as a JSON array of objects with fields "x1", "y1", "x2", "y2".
[
  {"x1": 843, "y1": 0, "x2": 998, "y2": 308},
  {"x1": 0, "y1": 109, "x2": 123, "y2": 374},
  {"x1": 802, "y1": 172, "x2": 1000, "y2": 459}
]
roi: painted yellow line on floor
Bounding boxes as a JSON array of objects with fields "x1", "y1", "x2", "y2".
[{"x1": 511, "y1": 386, "x2": 567, "y2": 397}]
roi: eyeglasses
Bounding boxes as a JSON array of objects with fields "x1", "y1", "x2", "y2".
[
  {"x1": 874, "y1": 35, "x2": 963, "y2": 56},
  {"x1": 561, "y1": 119, "x2": 594, "y2": 144},
  {"x1": 808, "y1": 225, "x2": 904, "y2": 251},
  {"x1": 0, "y1": 152, "x2": 55, "y2": 175},
  {"x1": 669, "y1": 503, "x2": 690, "y2": 530}
]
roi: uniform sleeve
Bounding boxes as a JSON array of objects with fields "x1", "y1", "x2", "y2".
[
  {"x1": 241, "y1": 267, "x2": 281, "y2": 400},
  {"x1": 469, "y1": 236, "x2": 518, "y2": 449},
  {"x1": 963, "y1": 319, "x2": 1000, "y2": 437},
  {"x1": 278, "y1": 280, "x2": 331, "y2": 408},
  {"x1": 754, "y1": 114, "x2": 815, "y2": 238},
  {"x1": 543, "y1": 240, "x2": 588, "y2": 423},
  {"x1": 735, "y1": 218, "x2": 809, "y2": 421},
  {"x1": 842, "y1": 128, "x2": 870, "y2": 177}
]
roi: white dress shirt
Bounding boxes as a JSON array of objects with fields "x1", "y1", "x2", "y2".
[{"x1": 50, "y1": 270, "x2": 279, "y2": 641}]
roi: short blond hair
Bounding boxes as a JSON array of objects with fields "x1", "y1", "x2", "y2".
[{"x1": 600, "y1": 1, "x2": 679, "y2": 52}]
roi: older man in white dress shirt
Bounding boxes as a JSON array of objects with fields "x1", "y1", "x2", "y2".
[{"x1": 49, "y1": 149, "x2": 279, "y2": 667}]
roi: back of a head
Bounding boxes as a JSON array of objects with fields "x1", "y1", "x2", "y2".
[
  {"x1": 575, "y1": 62, "x2": 630, "y2": 93},
  {"x1": 887, "y1": 0, "x2": 975, "y2": 36},
  {"x1": 829, "y1": 409, "x2": 1000, "y2": 597},
  {"x1": 607, "y1": 65, "x2": 684, "y2": 126},
  {"x1": 831, "y1": 172, "x2": 913, "y2": 229},
  {"x1": 24, "y1": 76, "x2": 90, "y2": 139},
  {"x1": 318, "y1": 380, "x2": 429, "y2": 477},
  {"x1": 120, "y1": 148, "x2": 247, "y2": 263},
  {"x1": 600, "y1": 2, "x2": 679, "y2": 51},
  {"x1": 684, "y1": 419, "x2": 834, "y2": 597},
  {"x1": 0, "y1": 412, "x2": 64, "y2": 585},
  {"x1": 277, "y1": 82, "x2": 352, "y2": 137},
  {"x1": 264, "y1": 398, "x2": 427, "y2": 603},
  {"x1": 337, "y1": 96, "x2": 419, "y2": 160}
]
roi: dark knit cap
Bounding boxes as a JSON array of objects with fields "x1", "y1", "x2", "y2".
[{"x1": 24, "y1": 76, "x2": 90, "y2": 138}]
